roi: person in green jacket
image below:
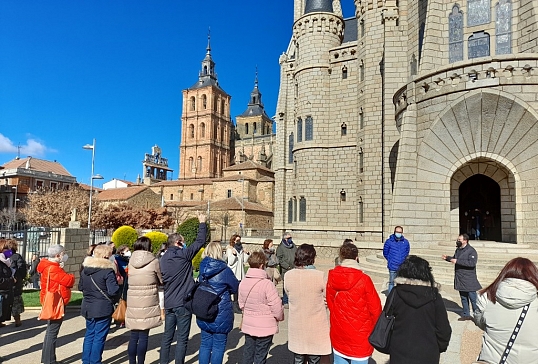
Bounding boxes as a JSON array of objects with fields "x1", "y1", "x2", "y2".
[{"x1": 276, "y1": 233, "x2": 296, "y2": 308}]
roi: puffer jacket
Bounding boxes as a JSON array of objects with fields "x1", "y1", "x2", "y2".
[
  {"x1": 445, "y1": 243, "x2": 482, "y2": 292},
  {"x1": 276, "y1": 240, "x2": 296, "y2": 277},
  {"x1": 327, "y1": 259, "x2": 382, "y2": 358},
  {"x1": 126, "y1": 250, "x2": 163, "y2": 330},
  {"x1": 79, "y1": 256, "x2": 119, "y2": 319},
  {"x1": 238, "y1": 267, "x2": 284, "y2": 337},
  {"x1": 196, "y1": 256, "x2": 239, "y2": 334},
  {"x1": 383, "y1": 234, "x2": 410, "y2": 271},
  {"x1": 37, "y1": 259, "x2": 75, "y2": 306},
  {"x1": 0, "y1": 260, "x2": 15, "y2": 322},
  {"x1": 10, "y1": 253, "x2": 27, "y2": 296},
  {"x1": 475, "y1": 278, "x2": 538, "y2": 364},
  {"x1": 388, "y1": 277, "x2": 452, "y2": 364}
]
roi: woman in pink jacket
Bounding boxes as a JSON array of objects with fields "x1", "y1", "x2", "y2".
[{"x1": 239, "y1": 251, "x2": 284, "y2": 364}]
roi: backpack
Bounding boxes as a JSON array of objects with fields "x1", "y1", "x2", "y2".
[{"x1": 184, "y1": 279, "x2": 221, "y2": 321}]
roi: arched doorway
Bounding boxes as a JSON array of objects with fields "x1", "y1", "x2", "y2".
[{"x1": 459, "y1": 174, "x2": 501, "y2": 241}]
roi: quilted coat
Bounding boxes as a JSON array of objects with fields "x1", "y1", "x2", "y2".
[
  {"x1": 383, "y1": 234, "x2": 410, "y2": 271},
  {"x1": 37, "y1": 258, "x2": 75, "y2": 306},
  {"x1": 238, "y1": 267, "x2": 284, "y2": 337},
  {"x1": 196, "y1": 256, "x2": 239, "y2": 334},
  {"x1": 79, "y1": 256, "x2": 120, "y2": 319},
  {"x1": 125, "y1": 250, "x2": 163, "y2": 330},
  {"x1": 326, "y1": 259, "x2": 382, "y2": 358},
  {"x1": 445, "y1": 243, "x2": 482, "y2": 292}
]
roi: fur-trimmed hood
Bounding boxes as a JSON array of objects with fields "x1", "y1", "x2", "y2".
[
  {"x1": 82, "y1": 256, "x2": 116, "y2": 275},
  {"x1": 393, "y1": 277, "x2": 440, "y2": 309}
]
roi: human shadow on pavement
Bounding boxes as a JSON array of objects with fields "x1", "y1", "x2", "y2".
[{"x1": 442, "y1": 297, "x2": 463, "y2": 315}]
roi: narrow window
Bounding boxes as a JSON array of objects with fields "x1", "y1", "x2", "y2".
[
  {"x1": 293, "y1": 197, "x2": 297, "y2": 222},
  {"x1": 190, "y1": 96, "x2": 196, "y2": 111},
  {"x1": 289, "y1": 133, "x2": 294, "y2": 164},
  {"x1": 359, "y1": 197, "x2": 364, "y2": 223},
  {"x1": 202, "y1": 94, "x2": 207, "y2": 109},
  {"x1": 288, "y1": 199, "x2": 293, "y2": 223},
  {"x1": 245, "y1": 123, "x2": 249, "y2": 135},
  {"x1": 341, "y1": 123, "x2": 347, "y2": 136},
  {"x1": 305, "y1": 116, "x2": 313, "y2": 141},
  {"x1": 297, "y1": 118, "x2": 303, "y2": 142},
  {"x1": 50, "y1": 182, "x2": 57, "y2": 191},
  {"x1": 359, "y1": 148, "x2": 364, "y2": 173},
  {"x1": 197, "y1": 156, "x2": 202, "y2": 171},
  {"x1": 360, "y1": 20, "x2": 365, "y2": 38},
  {"x1": 342, "y1": 66, "x2": 348, "y2": 79},
  {"x1": 213, "y1": 96, "x2": 217, "y2": 111},
  {"x1": 189, "y1": 124, "x2": 195, "y2": 138},
  {"x1": 360, "y1": 108, "x2": 364, "y2": 129},
  {"x1": 496, "y1": 0, "x2": 512, "y2": 55},
  {"x1": 170, "y1": 194, "x2": 174, "y2": 200},
  {"x1": 200, "y1": 123, "x2": 206, "y2": 138},
  {"x1": 227, "y1": 189, "x2": 232, "y2": 198},
  {"x1": 221, "y1": 126, "x2": 225, "y2": 143},
  {"x1": 253, "y1": 122, "x2": 257, "y2": 135},
  {"x1": 449, "y1": 5, "x2": 464, "y2": 63},
  {"x1": 221, "y1": 100, "x2": 225, "y2": 114},
  {"x1": 468, "y1": 31, "x2": 490, "y2": 59},
  {"x1": 294, "y1": 159, "x2": 297, "y2": 178},
  {"x1": 189, "y1": 157, "x2": 194, "y2": 171},
  {"x1": 299, "y1": 196, "x2": 306, "y2": 221},
  {"x1": 359, "y1": 60, "x2": 364, "y2": 82},
  {"x1": 190, "y1": 193, "x2": 194, "y2": 200}
]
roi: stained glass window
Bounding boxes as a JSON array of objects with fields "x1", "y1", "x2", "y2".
[
  {"x1": 468, "y1": 0, "x2": 491, "y2": 26},
  {"x1": 449, "y1": 5, "x2": 464, "y2": 63},
  {"x1": 299, "y1": 197, "x2": 306, "y2": 222},
  {"x1": 496, "y1": 0, "x2": 512, "y2": 54},
  {"x1": 297, "y1": 118, "x2": 303, "y2": 142},
  {"x1": 469, "y1": 31, "x2": 490, "y2": 59},
  {"x1": 289, "y1": 133, "x2": 294, "y2": 164},
  {"x1": 305, "y1": 116, "x2": 313, "y2": 141}
]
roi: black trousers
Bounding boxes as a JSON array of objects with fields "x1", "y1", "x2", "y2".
[{"x1": 242, "y1": 334, "x2": 273, "y2": 364}]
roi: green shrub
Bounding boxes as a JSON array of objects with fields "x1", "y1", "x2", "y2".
[
  {"x1": 111, "y1": 226, "x2": 138, "y2": 249},
  {"x1": 192, "y1": 247, "x2": 204, "y2": 271},
  {"x1": 177, "y1": 217, "x2": 210, "y2": 245},
  {"x1": 144, "y1": 231, "x2": 169, "y2": 254}
]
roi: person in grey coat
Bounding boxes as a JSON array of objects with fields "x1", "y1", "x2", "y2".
[{"x1": 442, "y1": 233, "x2": 482, "y2": 320}]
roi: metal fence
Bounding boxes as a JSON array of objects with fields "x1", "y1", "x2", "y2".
[
  {"x1": 90, "y1": 229, "x2": 109, "y2": 245},
  {"x1": 0, "y1": 227, "x2": 62, "y2": 263}
]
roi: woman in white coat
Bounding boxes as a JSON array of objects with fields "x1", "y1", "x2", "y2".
[
  {"x1": 226, "y1": 234, "x2": 249, "y2": 313},
  {"x1": 474, "y1": 257, "x2": 538, "y2": 364}
]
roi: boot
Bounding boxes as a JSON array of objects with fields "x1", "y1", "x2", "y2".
[{"x1": 14, "y1": 315, "x2": 21, "y2": 327}]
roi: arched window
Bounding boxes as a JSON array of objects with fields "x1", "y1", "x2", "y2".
[
  {"x1": 189, "y1": 124, "x2": 195, "y2": 138},
  {"x1": 360, "y1": 108, "x2": 364, "y2": 129},
  {"x1": 496, "y1": 0, "x2": 512, "y2": 55},
  {"x1": 245, "y1": 123, "x2": 249, "y2": 135},
  {"x1": 305, "y1": 116, "x2": 313, "y2": 141},
  {"x1": 288, "y1": 199, "x2": 293, "y2": 223},
  {"x1": 289, "y1": 133, "x2": 294, "y2": 164},
  {"x1": 220, "y1": 126, "x2": 225, "y2": 142},
  {"x1": 449, "y1": 5, "x2": 464, "y2": 63},
  {"x1": 297, "y1": 118, "x2": 303, "y2": 142},
  {"x1": 197, "y1": 156, "x2": 202, "y2": 171},
  {"x1": 359, "y1": 147, "x2": 364, "y2": 173},
  {"x1": 342, "y1": 66, "x2": 348, "y2": 79},
  {"x1": 202, "y1": 94, "x2": 207, "y2": 109},
  {"x1": 190, "y1": 96, "x2": 196, "y2": 111},
  {"x1": 341, "y1": 123, "x2": 347, "y2": 136},
  {"x1": 359, "y1": 60, "x2": 364, "y2": 82},
  {"x1": 200, "y1": 123, "x2": 206, "y2": 138},
  {"x1": 359, "y1": 197, "x2": 364, "y2": 223},
  {"x1": 189, "y1": 157, "x2": 194, "y2": 171},
  {"x1": 468, "y1": 31, "x2": 490, "y2": 59},
  {"x1": 293, "y1": 197, "x2": 297, "y2": 222},
  {"x1": 360, "y1": 19, "x2": 365, "y2": 38},
  {"x1": 253, "y1": 122, "x2": 257, "y2": 135}
]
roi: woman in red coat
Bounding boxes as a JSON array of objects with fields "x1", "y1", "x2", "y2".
[
  {"x1": 327, "y1": 242, "x2": 382, "y2": 364},
  {"x1": 37, "y1": 244, "x2": 75, "y2": 364}
]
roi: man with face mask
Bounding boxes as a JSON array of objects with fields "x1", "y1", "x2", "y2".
[
  {"x1": 276, "y1": 233, "x2": 296, "y2": 308},
  {"x1": 383, "y1": 226, "x2": 410, "y2": 293},
  {"x1": 442, "y1": 233, "x2": 482, "y2": 321}
]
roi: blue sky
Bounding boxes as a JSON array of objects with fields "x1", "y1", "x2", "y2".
[{"x1": 0, "y1": 1, "x2": 356, "y2": 187}]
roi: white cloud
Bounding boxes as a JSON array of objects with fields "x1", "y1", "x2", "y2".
[{"x1": 0, "y1": 133, "x2": 49, "y2": 157}]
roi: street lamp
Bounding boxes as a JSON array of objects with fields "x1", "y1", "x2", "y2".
[
  {"x1": 83, "y1": 139, "x2": 104, "y2": 230},
  {"x1": 237, "y1": 178, "x2": 244, "y2": 236}
]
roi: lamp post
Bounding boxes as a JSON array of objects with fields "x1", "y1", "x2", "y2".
[
  {"x1": 83, "y1": 139, "x2": 104, "y2": 230},
  {"x1": 11, "y1": 186, "x2": 17, "y2": 229},
  {"x1": 238, "y1": 178, "x2": 244, "y2": 236}
]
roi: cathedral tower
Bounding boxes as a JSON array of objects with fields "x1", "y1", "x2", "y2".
[{"x1": 179, "y1": 34, "x2": 233, "y2": 179}]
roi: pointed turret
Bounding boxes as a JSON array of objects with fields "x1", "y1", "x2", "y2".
[{"x1": 190, "y1": 29, "x2": 220, "y2": 89}]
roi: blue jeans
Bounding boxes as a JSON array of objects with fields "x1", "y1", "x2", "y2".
[
  {"x1": 199, "y1": 330, "x2": 228, "y2": 364},
  {"x1": 82, "y1": 317, "x2": 112, "y2": 364},
  {"x1": 128, "y1": 329, "x2": 149, "y2": 364},
  {"x1": 160, "y1": 306, "x2": 192, "y2": 364},
  {"x1": 459, "y1": 291, "x2": 479, "y2": 316},
  {"x1": 388, "y1": 270, "x2": 398, "y2": 293},
  {"x1": 333, "y1": 352, "x2": 369, "y2": 364},
  {"x1": 242, "y1": 334, "x2": 273, "y2": 364}
]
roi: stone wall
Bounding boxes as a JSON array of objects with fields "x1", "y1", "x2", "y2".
[{"x1": 59, "y1": 227, "x2": 91, "y2": 286}]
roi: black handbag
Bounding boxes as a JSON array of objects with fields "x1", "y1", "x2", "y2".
[
  {"x1": 184, "y1": 279, "x2": 221, "y2": 321},
  {"x1": 368, "y1": 289, "x2": 397, "y2": 354}
]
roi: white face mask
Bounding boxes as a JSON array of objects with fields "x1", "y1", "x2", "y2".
[
  {"x1": 123, "y1": 251, "x2": 131, "y2": 257},
  {"x1": 61, "y1": 253, "x2": 68, "y2": 263}
]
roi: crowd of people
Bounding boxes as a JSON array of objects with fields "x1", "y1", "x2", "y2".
[{"x1": 1, "y1": 221, "x2": 538, "y2": 364}]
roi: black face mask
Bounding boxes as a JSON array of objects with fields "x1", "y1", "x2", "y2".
[{"x1": 456, "y1": 241, "x2": 463, "y2": 248}]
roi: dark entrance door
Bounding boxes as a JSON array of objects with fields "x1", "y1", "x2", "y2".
[{"x1": 459, "y1": 174, "x2": 502, "y2": 241}]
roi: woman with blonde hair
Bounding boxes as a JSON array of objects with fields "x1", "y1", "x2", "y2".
[
  {"x1": 474, "y1": 257, "x2": 538, "y2": 364},
  {"x1": 239, "y1": 251, "x2": 284, "y2": 364},
  {"x1": 196, "y1": 241, "x2": 239, "y2": 364}
]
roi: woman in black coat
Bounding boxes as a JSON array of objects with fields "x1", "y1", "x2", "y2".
[
  {"x1": 386, "y1": 255, "x2": 452, "y2": 364},
  {"x1": 8, "y1": 240, "x2": 27, "y2": 327},
  {"x1": 0, "y1": 240, "x2": 15, "y2": 327}
]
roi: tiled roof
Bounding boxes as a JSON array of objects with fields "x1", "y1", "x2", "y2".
[
  {"x1": 222, "y1": 160, "x2": 273, "y2": 174},
  {"x1": 165, "y1": 201, "x2": 206, "y2": 208},
  {"x1": 96, "y1": 186, "x2": 152, "y2": 201},
  {"x1": 257, "y1": 176, "x2": 275, "y2": 182},
  {"x1": 152, "y1": 178, "x2": 215, "y2": 187},
  {"x1": 204, "y1": 197, "x2": 272, "y2": 213},
  {"x1": 76, "y1": 183, "x2": 103, "y2": 192},
  {"x1": 2, "y1": 157, "x2": 72, "y2": 176}
]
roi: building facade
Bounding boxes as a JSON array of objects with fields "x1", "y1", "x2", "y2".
[{"x1": 275, "y1": 0, "x2": 538, "y2": 247}]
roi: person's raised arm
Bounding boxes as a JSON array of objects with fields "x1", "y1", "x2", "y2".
[{"x1": 184, "y1": 212, "x2": 207, "y2": 261}]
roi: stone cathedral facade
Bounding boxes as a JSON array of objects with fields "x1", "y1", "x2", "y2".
[{"x1": 274, "y1": 0, "x2": 538, "y2": 248}]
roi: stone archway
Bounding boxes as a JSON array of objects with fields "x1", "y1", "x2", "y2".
[{"x1": 449, "y1": 157, "x2": 516, "y2": 242}]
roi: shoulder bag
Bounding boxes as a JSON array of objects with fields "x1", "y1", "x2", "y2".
[
  {"x1": 239, "y1": 279, "x2": 264, "y2": 331},
  {"x1": 112, "y1": 283, "x2": 127, "y2": 323},
  {"x1": 184, "y1": 278, "x2": 221, "y2": 321},
  {"x1": 368, "y1": 289, "x2": 397, "y2": 354},
  {"x1": 38, "y1": 267, "x2": 65, "y2": 321}
]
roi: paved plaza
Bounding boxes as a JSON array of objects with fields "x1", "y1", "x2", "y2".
[{"x1": 0, "y1": 261, "x2": 483, "y2": 364}]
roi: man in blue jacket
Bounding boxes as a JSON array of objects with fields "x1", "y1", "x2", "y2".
[
  {"x1": 383, "y1": 226, "x2": 410, "y2": 293},
  {"x1": 160, "y1": 212, "x2": 206, "y2": 364}
]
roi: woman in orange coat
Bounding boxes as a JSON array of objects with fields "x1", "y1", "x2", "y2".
[
  {"x1": 37, "y1": 244, "x2": 75, "y2": 364},
  {"x1": 327, "y1": 242, "x2": 382, "y2": 364}
]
